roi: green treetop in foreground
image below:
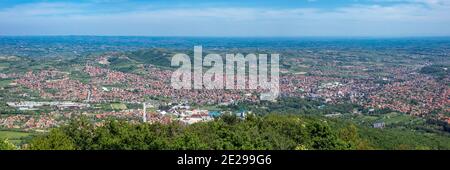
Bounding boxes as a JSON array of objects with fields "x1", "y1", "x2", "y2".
[
  {"x1": 26, "y1": 114, "x2": 367, "y2": 150},
  {"x1": 0, "y1": 138, "x2": 17, "y2": 150}
]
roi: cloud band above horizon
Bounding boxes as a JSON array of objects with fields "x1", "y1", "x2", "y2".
[{"x1": 0, "y1": 0, "x2": 449, "y2": 36}]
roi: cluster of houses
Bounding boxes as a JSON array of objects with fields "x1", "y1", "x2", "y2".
[
  {"x1": 143, "y1": 102, "x2": 248, "y2": 125},
  {"x1": 0, "y1": 114, "x2": 59, "y2": 131}
]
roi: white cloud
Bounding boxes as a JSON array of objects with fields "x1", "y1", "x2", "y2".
[
  {"x1": 0, "y1": 1, "x2": 449, "y2": 36},
  {"x1": 0, "y1": 3, "x2": 89, "y2": 17}
]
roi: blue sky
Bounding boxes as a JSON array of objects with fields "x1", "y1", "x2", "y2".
[{"x1": 0, "y1": 0, "x2": 449, "y2": 36}]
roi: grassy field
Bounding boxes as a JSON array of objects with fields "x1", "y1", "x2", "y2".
[
  {"x1": 0, "y1": 130, "x2": 31, "y2": 144},
  {"x1": 0, "y1": 79, "x2": 13, "y2": 88},
  {"x1": 359, "y1": 127, "x2": 450, "y2": 149},
  {"x1": 380, "y1": 112, "x2": 420, "y2": 125},
  {"x1": 196, "y1": 105, "x2": 221, "y2": 111},
  {"x1": 346, "y1": 112, "x2": 425, "y2": 128},
  {"x1": 111, "y1": 103, "x2": 127, "y2": 110}
]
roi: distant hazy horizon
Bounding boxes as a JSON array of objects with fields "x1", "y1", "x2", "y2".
[{"x1": 0, "y1": 34, "x2": 450, "y2": 40}]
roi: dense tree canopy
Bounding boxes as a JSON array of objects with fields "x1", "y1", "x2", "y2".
[{"x1": 27, "y1": 114, "x2": 366, "y2": 150}]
